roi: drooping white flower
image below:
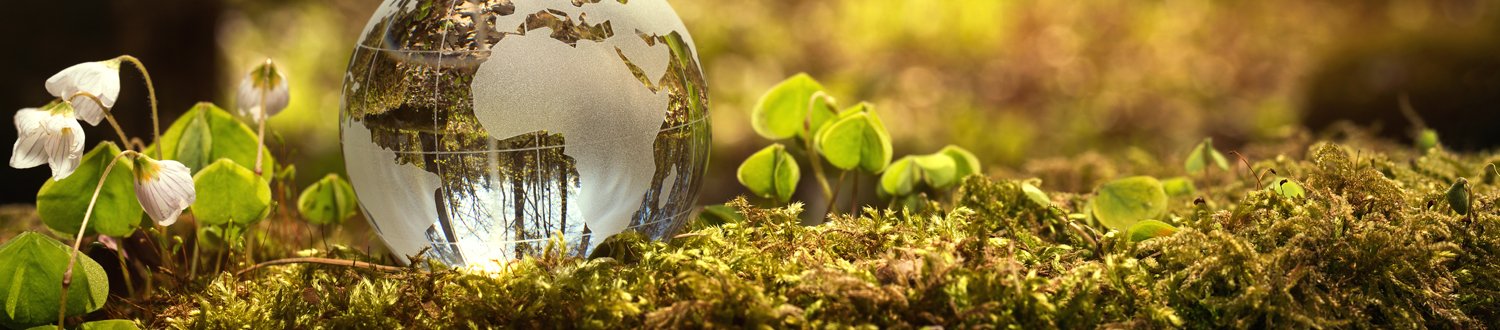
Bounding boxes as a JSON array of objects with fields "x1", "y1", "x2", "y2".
[
  {"x1": 10, "y1": 103, "x2": 85, "y2": 180},
  {"x1": 235, "y1": 60, "x2": 289, "y2": 122},
  {"x1": 45, "y1": 59, "x2": 121, "y2": 126},
  {"x1": 132, "y1": 155, "x2": 195, "y2": 226}
]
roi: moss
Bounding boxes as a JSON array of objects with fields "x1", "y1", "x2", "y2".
[{"x1": 141, "y1": 141, "x2": 1499, "y2": 329}]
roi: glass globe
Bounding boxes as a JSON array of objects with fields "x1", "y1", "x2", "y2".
[{"x1": 339, "y1": 0, "x2": 709, "y2": 268}]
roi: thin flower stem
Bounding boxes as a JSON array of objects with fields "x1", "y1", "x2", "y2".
[
  {"x1": 824, "y1": 171, "x2": 848, "y2": 219},
  {"x1": 804, "y1": 92, "x2": 836, "y2": 201},
  {"x1": 116, "y1": 55, "x2": 161, "y2": 159},
  {"x1": 849, "y1": 172, "x2": 860, "y2": 215},
  {"x1": 67, "y1": 92, "x2": 133, "y2": 149},
  {"x1": 253, "y1": 60, "x2": 273, "y2": 176},
  {"x1": 58, "y1": 150, "x2": 135, "y2": 327}
]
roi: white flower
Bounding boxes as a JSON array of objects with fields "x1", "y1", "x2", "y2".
[
  {"x1": 235, "y1": 60, "x2": 289, "y2": 122},
  {"x1": 132, "y1": 156, "x2": 195, "y2": 226},
  {"x1": 45, "y1": 59, "x2": 121, "y2": 126},
  {"x1": 10, "y1": 103, "x2": 85, "y2": 180}
]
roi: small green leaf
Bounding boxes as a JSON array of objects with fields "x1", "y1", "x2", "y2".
[
  {"x1": 1021, "y1": 182, "x2": 1051, "y2": 208},
  {"x1": 911, "y1": 153, "x2": 957, "y2": 189},
  {"x1": 191, "y1": 159, "x2": 272, "y2": 226},
  {"x1": 1416, "y1": 129, "x2": 1440, "y2": 151},
  {"x1": 751, "y1": 73, "x2": 826, "y2": 140},
  {"x1": 1448, "y1": 177, "x2": 1470, "y2": 215},
  {"x1": 939, "y1": 145, "x2": 982, "y2": 180},
  {"x1": 0, "y1": 232, "x2": 109, "y2": 328},
  {"x1": 1161, "y1": 177, "x2": 1196, "y2": 198},
  {"x1": 1092, "y1": 176, "x2": 1169, "y2": 231},
  {"x1": 695, "y1": 204, "x2": 745, "y2": 228},
  {"x1": 150, "y1": 102, "x2": 275, "y2": 176},
  {"x1": 1267, "y1": 178, "x2": 1306, "y2": 199},
  {"x1": 1185, "y1": 138, "x2": 1229, "y2": 174},
  {"x1": 36, "y1": 142, "x2": 143, "y2": 237},
  {"x1": 1126, "y1": 220, "x2": 1178, "y2": 242},
  {"x1": 879, "y1": 157, "x2": 919, "y2": 196},
  {"x1": 737, "y1": 144, "x2": 800, "y2": 203},
  {"x1": 26, "y1": 320, "x2": 142, "y2": 330},
  {"x1": 815, "y1": 103, "x2": 893, "y2": 173},
  {"x1": 298, "y1": 174, "x2": 359, "y2": 226}
]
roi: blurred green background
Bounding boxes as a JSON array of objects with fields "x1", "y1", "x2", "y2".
[{"x1": 1, "y1": 0, "x2": 1497, "y2": 205}]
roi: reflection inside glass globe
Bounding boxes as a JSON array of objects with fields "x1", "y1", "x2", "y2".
[{"x1": 339, "y1": 0, "x2": 710, "y2": 269}]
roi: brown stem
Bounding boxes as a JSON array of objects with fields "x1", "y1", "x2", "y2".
[
  {"x1": 235, "y1": 257, "x2": 406, "y2": 277},
  {"x1": 58, "y1": 151, "x2": 135, "y2": 327},
  {"x1": 113, "y1": 245, "x2": 136, "y2": 298},
  {"x1": 116, "y1": 55, "x2": 161, "y2": 158},
  {"x1": 67, "y1": 92, "x2": 132, "y2": 149}
]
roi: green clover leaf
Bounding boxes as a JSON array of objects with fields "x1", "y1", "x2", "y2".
[
  {"x1": 149, "y1": 102, "x2": 275, "y2": 176},
  {"x1": 191, "y1": 159, "x2": 272, "y2": 226},
  {"x1": 1126, "y1": 219, "x2": 1178, "y2": 242},
  {"x1": 298, "y1": 174, "x2": 359, "y2": 226},
  {"x1": 1161, "y1": 176, "x2": 1196, "y2": 198},
  {"x1": 738, "y1": 144, "x2": 800, "y2": 203},
  {"x1": 1448, "y1": 177, "x2": 1469, "y2": 215},
  {"x1": 0, "y1": 232, "x2": 109, "y2": 328},
  {"x1": 751, "y1": 73, "x2": 828, "y2": 140},
  {"x1": 1021, "y1": 181, "x2": 1051, "y2": 208},
  {"x1": 36, "y1": 142, "x2": 143, "y2": 237},
  {"x1": 1268, "y1": 178, "x2": 1306, "y2": 199},
  {"x1": 880, "y1": 157, "x2": 919, "y2": 196},
  {"x1": 815, "y1": 103, "x2": 892, "y2": 173},
  {"x1": 1092, "y1": 176, "x2": 1168, "y2": 231},
  {"x1": 939, "y1": 145, "x2": 982, "y2": 181}
]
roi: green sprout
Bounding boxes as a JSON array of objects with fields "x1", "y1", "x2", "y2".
[
  {"x1": 1185, "y1": 137, "x2": 1229, "y2": 174},
  {"x1": 738, "y1": 144, "x2": 801, "y2": 203},
  {"x1": 1125, "y1": 219, "x2": 1178, "y2": 242}
]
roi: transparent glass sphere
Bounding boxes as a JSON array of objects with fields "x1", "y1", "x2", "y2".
[{"x1": 339, "y1": 0, "x2": 709, "y2": 268}]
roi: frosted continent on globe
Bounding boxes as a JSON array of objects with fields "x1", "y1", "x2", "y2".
[{"x1": 339, "y1": 0, "x2": 710, "y2": 269}]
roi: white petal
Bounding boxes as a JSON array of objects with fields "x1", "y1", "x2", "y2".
[
  {"x1": 136, "y1": 159, "x2": 195, "y2": 225},
  {"x1": 46, "y1": 61, "x2": 121, "y2": 107},
  {"x1": 9, "y1": 108, "x2": 50, "y2": 169},
  {"x1": 235, "y1": 76, "x2": 264, "y2": 121},
  {"x1": 263, "y1": 79, "x2": 290, "y2": 117},
  {"x1": 69, "y1": 95, "x2": 105, "y2": 126},
  {"x1": 44, "y1": 117, "x2": 84, "y2": 180}
]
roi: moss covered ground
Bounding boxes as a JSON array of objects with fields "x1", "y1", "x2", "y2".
[{"x1": 139, "y1": 138, "x2": 1499, "y2": 329}]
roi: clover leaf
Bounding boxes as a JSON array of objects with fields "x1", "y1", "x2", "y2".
[
  {"x1": 149, "y1": 102, "x2": 275, "y2": 176},
  {"x1": 1268, "y1": 178, "x2": 1306, "y2": 199},
  {"x1": 36, "y1": 142, "x2": 143, "y2": 237},
  {"x1": 751, "y1": 73, "x2": 828, "y2": 140},
  {"x1": 939, "y1": 145, "x2": 982, "y2": 181},
  {"x1": 1021, "y1": 181, "x2": 1051, "y2": 208},
  {"x1": 191, "y1": 159, "x2": 272, "y2": 226},
  {"x1": 1092, "y1": 176, "x2": 1169, "y2": 231},
  {"x1": 1161, "y1": 176, "x2": 1196, "y2": 198},
  {"x1": 815, "y1": 103, "x2": 892, "y2": 173},
  {"x1": 880, "y1": 157, "x2": 920, "y2": 196},
  {"x1": 738, "y1": 144, "x2": 800, "y2": 203},
  {"x1": 1448, "y1": 178, "x2": 1470, "y2": 215},
  {"x1": 298, "y1": 174, "x2": 359, "y2": 226},
  {"x1": 1126, "y1": 219, "x2": 1178, "y2": 242},
  {"x1": 1185, "y1": 137, "x2": 1228, "y2": 174},
  {"x1": 0, "y1": 232, "x2": 109, "y2": 328}
]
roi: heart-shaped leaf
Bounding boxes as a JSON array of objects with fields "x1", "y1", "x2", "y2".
[
  {"x1": 939, "y1": 145, "x2": 982, "y2": 181},
  {"x1": 751, "y1": 73, "x2": 827, "y2": 140},
  {"x1": 1268, "y1": 178, "x2": 1306, "y2": 199},
  {"x1": 1126, "y1": 219, "x2": 1178, "y2": 242},
  {"x1": 36, "y1": 142, "x2": 143, "y2": 237},
  {"x1": 1161, "y1": 176, "x2": 1196, "y2": 198},
  {"x1": 1021, "y1": 181, "x2": 1051, "y2": 208},
  {"x1": 298, "y1": 174, "x2": 359, "y2": 225},
  {"x1": 0, "y1": 232, "x2": 109, "y2": 328},
  {"x1": 738, "y1": 144, "x2": 800, "y2": 203},
  {"x1": 880, "y1": 157, "x2": 919, "y2": 196},
  {"x1": 1092, "y1": 176, "x2": 1168, "y2": 231},
  {"x1": 191, "y1": 159, "x2": 272, "y2": 226},
  {"x1": 1185, "y1": 138, "x2": 1228, "y2": 174},
  {"x1": 911, "y1": 153, "x2": 957, "y2": 189},
  {"x1": 149, "y1": 102, "x2": 275, "y2": 176},
  {"x1": 815, "y1": 103, "x2": 892, "y2": 173},
  {"x1": 26, "y1": 319, "x2": 141, "y2": 330}
]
